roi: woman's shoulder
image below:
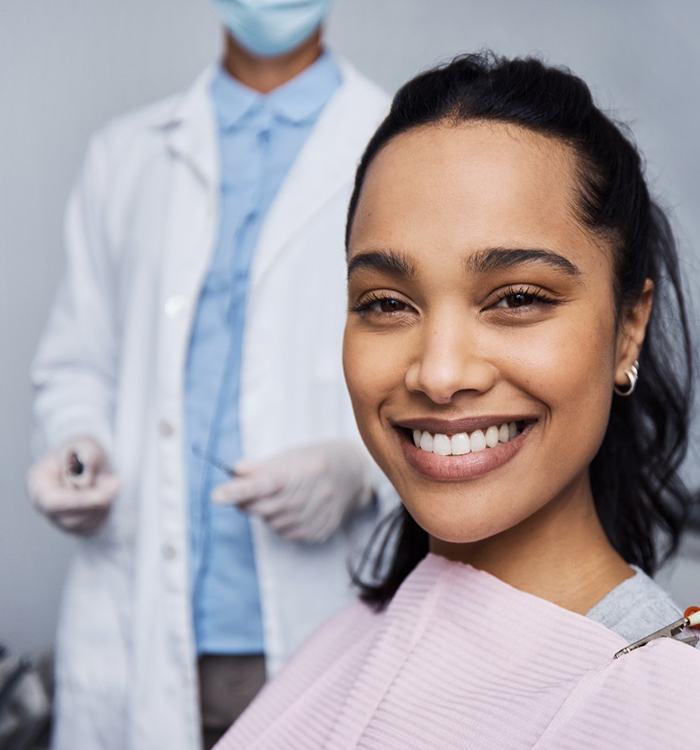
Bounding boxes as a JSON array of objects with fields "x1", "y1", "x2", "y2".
[{"x1": 538, "y1": 636, "x2": 700, "y2": 748}]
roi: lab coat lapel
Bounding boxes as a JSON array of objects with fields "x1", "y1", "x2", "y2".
[
  {"x1": 162, "y1": 66, "x2": 219, "y2": 190},
  {"x1": 251, "y1": 67, "x2": 366, "y2": 286},
  {"x1": 156, "y1": 68, "x2": 220, "y2": 379}
]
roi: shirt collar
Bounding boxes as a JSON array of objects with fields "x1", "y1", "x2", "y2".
[{"x1": 211, "y1": 50, "x2": 341, "y2": 130}]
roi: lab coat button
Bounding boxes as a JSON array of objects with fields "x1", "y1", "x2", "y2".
[
  {"x1": 159, "y1": 419, "x2": 175, "y2": 438},
  {"x1": 164, "y1": 295, "x2": 186, "y2": 318},
  {"x1": 163, "y1": 543, "x2": 177, "y2": 561}
]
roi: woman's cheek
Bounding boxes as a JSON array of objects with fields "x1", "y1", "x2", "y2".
[
  {"x1": 344, "y1": 325, "x2": 411, "y2": 461},
  {"x1": 344, "y1": 325, "x2": 397, "y2": 415},
  {"x1": 498, "y1": 311, "x2": 613, "y2": 398},
  {"x1": 496, "y1": 314, "x2": 615, "y2": 461}
]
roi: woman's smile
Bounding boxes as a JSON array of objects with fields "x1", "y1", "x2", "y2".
[{"x1": 388, "y1": 415, "x2": 537, "y2": 481}]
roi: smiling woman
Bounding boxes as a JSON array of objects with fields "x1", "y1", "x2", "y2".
[
  {"x1": 344, "y1": 55, "x2": 693, "y2": 607},
  {"x1": 217, "y1": 52, "x2": 699, "y2": 750}
]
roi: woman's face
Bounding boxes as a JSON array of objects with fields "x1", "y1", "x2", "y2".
[{"x1": 343, "y1": 122, "x2": 646, "y2": 545}]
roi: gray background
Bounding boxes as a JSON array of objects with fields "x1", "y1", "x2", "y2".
[{"x1": 1, "y1": 0, "x2": 698, "y2": 657}]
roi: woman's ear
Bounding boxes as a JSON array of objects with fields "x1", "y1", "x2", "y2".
[{"x1": 614, "y1": 278, "x2": 654, "y2": 388}]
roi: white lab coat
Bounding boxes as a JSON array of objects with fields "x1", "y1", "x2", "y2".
[{"x1": 31, "y1": 59, "x2": 391, "y2": 750}]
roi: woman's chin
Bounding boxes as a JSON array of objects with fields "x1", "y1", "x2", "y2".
[{"x1": 402, "y1": 499, "x2": 511, "y2": 547}]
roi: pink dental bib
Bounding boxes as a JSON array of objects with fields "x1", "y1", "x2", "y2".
[{"x1": 217, "y1": 554, "x2": 700, "y2": 749}]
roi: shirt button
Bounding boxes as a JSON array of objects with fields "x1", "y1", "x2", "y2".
[
  {"x1": 164, "y1": 295, "x2": 186, "y2": 318},
  {"x1": 163, "y1": 543, "x2": 178, "y2": 561},
  {"x1": 159, "y1": 419, "x2": 175, "y2": 438}
]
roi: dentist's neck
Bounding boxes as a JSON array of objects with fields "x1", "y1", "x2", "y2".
[{"x1": 222, "y1": 28, "x2": 323, "y2": 94}]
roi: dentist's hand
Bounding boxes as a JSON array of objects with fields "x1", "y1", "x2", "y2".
[
  {"x1": 211, "y1": 440, "x2": 374, "y2": 543},
  {"x1": 26, "y1": 436, "x2": 120, "y2": 535}
]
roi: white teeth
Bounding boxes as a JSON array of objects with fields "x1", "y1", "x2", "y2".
[
  {"x1": 433, "y1": 433, "x2": 451, "y2": 456},
  {"x1": 410, "y1": 422, "x2": 524, "y2": 456},
  {"x1": 470, "y1": 430, "x2": 486, "y2": 452},
  {"x1": 451, "y1": 433, "x2": 470, "y2": 455},
  {"x1": 485, "y1": 425, "x2": 499, "y2": 448}
]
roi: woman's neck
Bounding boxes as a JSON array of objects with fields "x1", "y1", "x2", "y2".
[{"x1": 430, "y1": 475, "x2": 634, "y2": 614}]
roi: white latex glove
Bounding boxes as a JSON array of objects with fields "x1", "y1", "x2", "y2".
[
  {"x1": 211, "y1": 440, "x2": 374, "y2": 543},
  {"x1": 26, "y1": 436, "x2": 119, "y2": 535}
]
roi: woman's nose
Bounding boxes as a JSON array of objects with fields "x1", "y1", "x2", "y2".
[{"x1": 404, "y1": 320, "x2": 498, "y2": 404}]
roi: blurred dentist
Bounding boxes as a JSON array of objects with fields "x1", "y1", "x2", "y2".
[{"x1": 26, "y1": 2, "x2": 391, "y2": 748}]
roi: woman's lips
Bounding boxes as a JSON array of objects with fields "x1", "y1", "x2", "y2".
[{"x1": 396, "y1": 421, "x2": 536, "y2": 482}]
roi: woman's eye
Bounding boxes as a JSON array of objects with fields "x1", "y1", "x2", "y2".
[
  {"x1": 375, "y1": 298, "x2": 408, "y2": 313},
  {"x1": 490, "y1": 286, "x2": 555, "y2": 312},
  {"x1": 495, "y1": 291, "x2": 538, "y2": 309},
  {"x1": 353, "y1": 295, "x2": 412, "y2": 317}
]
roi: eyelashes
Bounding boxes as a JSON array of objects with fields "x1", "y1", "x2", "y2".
[
  {"x1": 351, "y1": 284, "x2": 559, "y2": 319},
  {"x1": 492, "y1": 284, "x2": 558, "y2": 310},
  {"x1": 351, "y1": 292, "x2": 411, "y2": 316}
]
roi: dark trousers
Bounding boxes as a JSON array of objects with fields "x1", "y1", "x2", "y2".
[{"x1": 198, "y1": 653, "x2": 266, "y2": 750}]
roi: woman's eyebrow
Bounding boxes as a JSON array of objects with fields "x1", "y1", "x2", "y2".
[
  {"x1": 464, "y1": 247, "x2": 582, "y2": 277},
  {"x1": 347, "y1": 250, "x2": 416, "y2": 280}
]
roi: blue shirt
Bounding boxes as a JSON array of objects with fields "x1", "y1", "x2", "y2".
[{"x1": 184, "y1": 53, "x2": 342, "y2": 655}]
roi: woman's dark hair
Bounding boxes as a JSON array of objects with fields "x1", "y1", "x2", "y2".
[{"x1": 347, "y1": 51, "x2": 695, "y2": 609}]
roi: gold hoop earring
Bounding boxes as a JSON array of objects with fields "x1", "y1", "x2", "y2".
[{"x1": 614, "y1": 359, "x2": 639, "y2": 397}]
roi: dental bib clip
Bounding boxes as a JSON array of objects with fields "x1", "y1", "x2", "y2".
[{"x1": 614, "y1": 606, "x2": 700, "y2": 659}]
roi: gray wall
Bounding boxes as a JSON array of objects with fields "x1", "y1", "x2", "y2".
[{"x1": 1, "y1": 0, "x2": 698, "y2": 657}]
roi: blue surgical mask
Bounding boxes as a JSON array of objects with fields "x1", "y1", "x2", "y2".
[{"x1": 211, "y1": 0, "x2": 332, "y2": 58}]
